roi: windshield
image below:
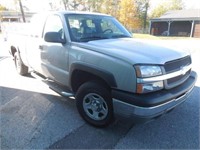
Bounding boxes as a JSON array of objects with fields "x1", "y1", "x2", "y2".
[{"x1": 65, "y1": 14, "x2": 132, "y2": 42}]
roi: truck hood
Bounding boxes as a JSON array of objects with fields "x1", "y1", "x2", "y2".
[{"x1": 77, "y1": 38, "x2": 189, "y2": 65}]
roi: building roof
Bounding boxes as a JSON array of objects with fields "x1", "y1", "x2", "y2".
[
  {"x1": 151, "y1": 9, "x2": 200, "y2": 21},
  {"x1": 0, "y1": 11, "x2": 36, "y2": 18}
]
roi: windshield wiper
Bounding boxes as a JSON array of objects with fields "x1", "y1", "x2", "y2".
[
  {"x1": 80, "y1": 36, "x2": 108, "y2": 42},
  {"x1": 112, "y1": 34, "x2": 131, "y2": 38}
]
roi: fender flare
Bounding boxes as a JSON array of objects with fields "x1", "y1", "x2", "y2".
[{"x1": 69, "y1": 62, "x2": 117, "y2": 88}]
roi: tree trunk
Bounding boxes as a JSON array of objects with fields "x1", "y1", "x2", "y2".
[
  {"x1": 143, "y1": 2, "x2": 148, "y2": 33},
  {"x1": 19, "y1": 0, "x2": 26, "y2": 22}
]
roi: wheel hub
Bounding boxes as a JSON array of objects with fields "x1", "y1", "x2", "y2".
[
  {"x1": 91, "y1": 100, "x2": 102, "y2": 112},
  {"x1": 83, "y1": 93, "x2": 108, "y2": 120}
]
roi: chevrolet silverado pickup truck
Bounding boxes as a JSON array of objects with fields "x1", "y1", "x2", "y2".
[{"x1": 8, "y1": 11, "x2": 197, "y2": 127}]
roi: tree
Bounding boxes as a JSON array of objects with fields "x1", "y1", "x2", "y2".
[
  {"x1": 70, "y1": 0, "x2": 80, "y2": 10},
  {"x1": 136, "y1": 0, "x2": 150, "y2": 32},
  {"x1": 87, "y1": 0, "x2": 102, "y2": 12},
  {"x1": 100, "y1": 0, "x2": 115, "y2": 16},
  {"x1": 118, "y1": 0, "x2": 140, "y2": 30},
  {"x1": 150, "y1": 3, "x2": 167, "y2": 18},
  {"x1": 0, "y1": 4, "x2": 7, "y2": 22},
  {"x1": 19, "y1": 0, "x2": 26, "y2": 22},
  {"x1": 58, "y1": 0, "x2": 143, "y2": 31},
  {"x1": 0, "y1": 4, "x2": 7, "y2": 11},
  {"x1": 74, "y1": 0, "x2": 103, "y2": 12},
  {"x1": 54, "y1": 0, "x2": 80, "y2": 11},
  {"x1": 169, "y1": 0, "x2": 184, "y2": 10},
  {"x1": 151, "y1": 0, "x2": 184, "y2": 18},
  {"x1": 12, "y1": 0, "x2": 26, "y2": 22},
  {"x1": 61, "y1": 0, "x2": 103, "y2": 11},
  {"x1": 62, "y1": 0, "x2": 69, "y2": 10}
]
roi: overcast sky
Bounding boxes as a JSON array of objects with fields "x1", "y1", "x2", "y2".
[{"x1": 0, "y1": 0, "x2": 200, "y2": 12}]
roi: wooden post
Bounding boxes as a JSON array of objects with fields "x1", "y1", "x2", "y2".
[
  {"x1": 149, "y1": 20, "x2": 152, "y2": 34},
  {"x1": 167, "y1": 21, "x2": 172, "y2": 36},
  {"x1": 190, "y1": 20, "x2": 194, "y2": 37}
]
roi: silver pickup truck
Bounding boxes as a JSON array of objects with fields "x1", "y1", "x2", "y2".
[{"x1": 9, "y1": 11, "x2": 197, "y2": 127}]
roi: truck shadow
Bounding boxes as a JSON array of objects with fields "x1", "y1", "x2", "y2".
[
  {"x1": 0, "y1": 85, "x2": 81, "y2": 149},
  {"x1": 0, "y1": 85, "x2": 133, "y2": 149}
]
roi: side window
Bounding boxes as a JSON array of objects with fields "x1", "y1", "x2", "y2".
[{"x1": 43, "y1": 15, "x2": 65, "y2": 40}]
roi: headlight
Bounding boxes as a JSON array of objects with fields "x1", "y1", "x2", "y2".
[
  {"x1": 135, "y1": 65, "x2": 162, "y2": 78},
  {"x1": 135, "y1": 65, "x2": 163, "y2": 93}
]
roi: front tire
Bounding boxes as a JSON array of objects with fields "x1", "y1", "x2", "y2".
[
  {"x1": 76, "y1": 81, "x2": 113, "y2": 127},
  {"x1": 14, "y1": 52, "x2": 28, "y2": 75}
]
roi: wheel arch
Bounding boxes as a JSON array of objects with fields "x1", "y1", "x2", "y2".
[
  {"x1": 69, "y1": 63, "x2": 117, "y2": 93},
  {"x1": 10, "y1": 45, "x2": 19, "y2": 57}
]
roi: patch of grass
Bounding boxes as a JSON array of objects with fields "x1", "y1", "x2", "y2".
[
  {"x1": 158, "y1": 36, "x2": 192, "y2": 40},
  {"x1": 133, "y1": 33, "x2": 199, "y2": 40},
  {"x1": 133, "y1": 33, "x2": 159, "y2": 39}
]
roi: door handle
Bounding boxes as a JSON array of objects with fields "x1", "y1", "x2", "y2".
[{"x1": 39, "y1": 45, "x2": 43, "y2": 50}]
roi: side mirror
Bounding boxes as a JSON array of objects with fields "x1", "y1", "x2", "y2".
[{"x1": 44, "y1": 32, "x2": 66, "y2": 44}]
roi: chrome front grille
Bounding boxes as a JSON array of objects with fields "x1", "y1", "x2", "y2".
[
  {"x1": 164, "y1": 56, "x2": 191, "y2": 73},
  {"x1": 164, "y1": 56, "x2": 191, "y2": 88}
]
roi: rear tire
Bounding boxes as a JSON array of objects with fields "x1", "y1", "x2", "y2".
[
  {"x1": 76, "y1": 81, "x2": 114, "y2": 127},
  {"x1": 14, "y1": 52, "x2": 28, "y2": 75}
]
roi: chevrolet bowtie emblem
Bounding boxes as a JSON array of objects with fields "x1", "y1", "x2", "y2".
[{"x1": 180, "y1": 66, "x2": 188, "y2": 75}]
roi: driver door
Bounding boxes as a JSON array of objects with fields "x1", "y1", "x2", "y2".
[{"x1": 40, "y1": 15, "x2": 69, "y2": 86}]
